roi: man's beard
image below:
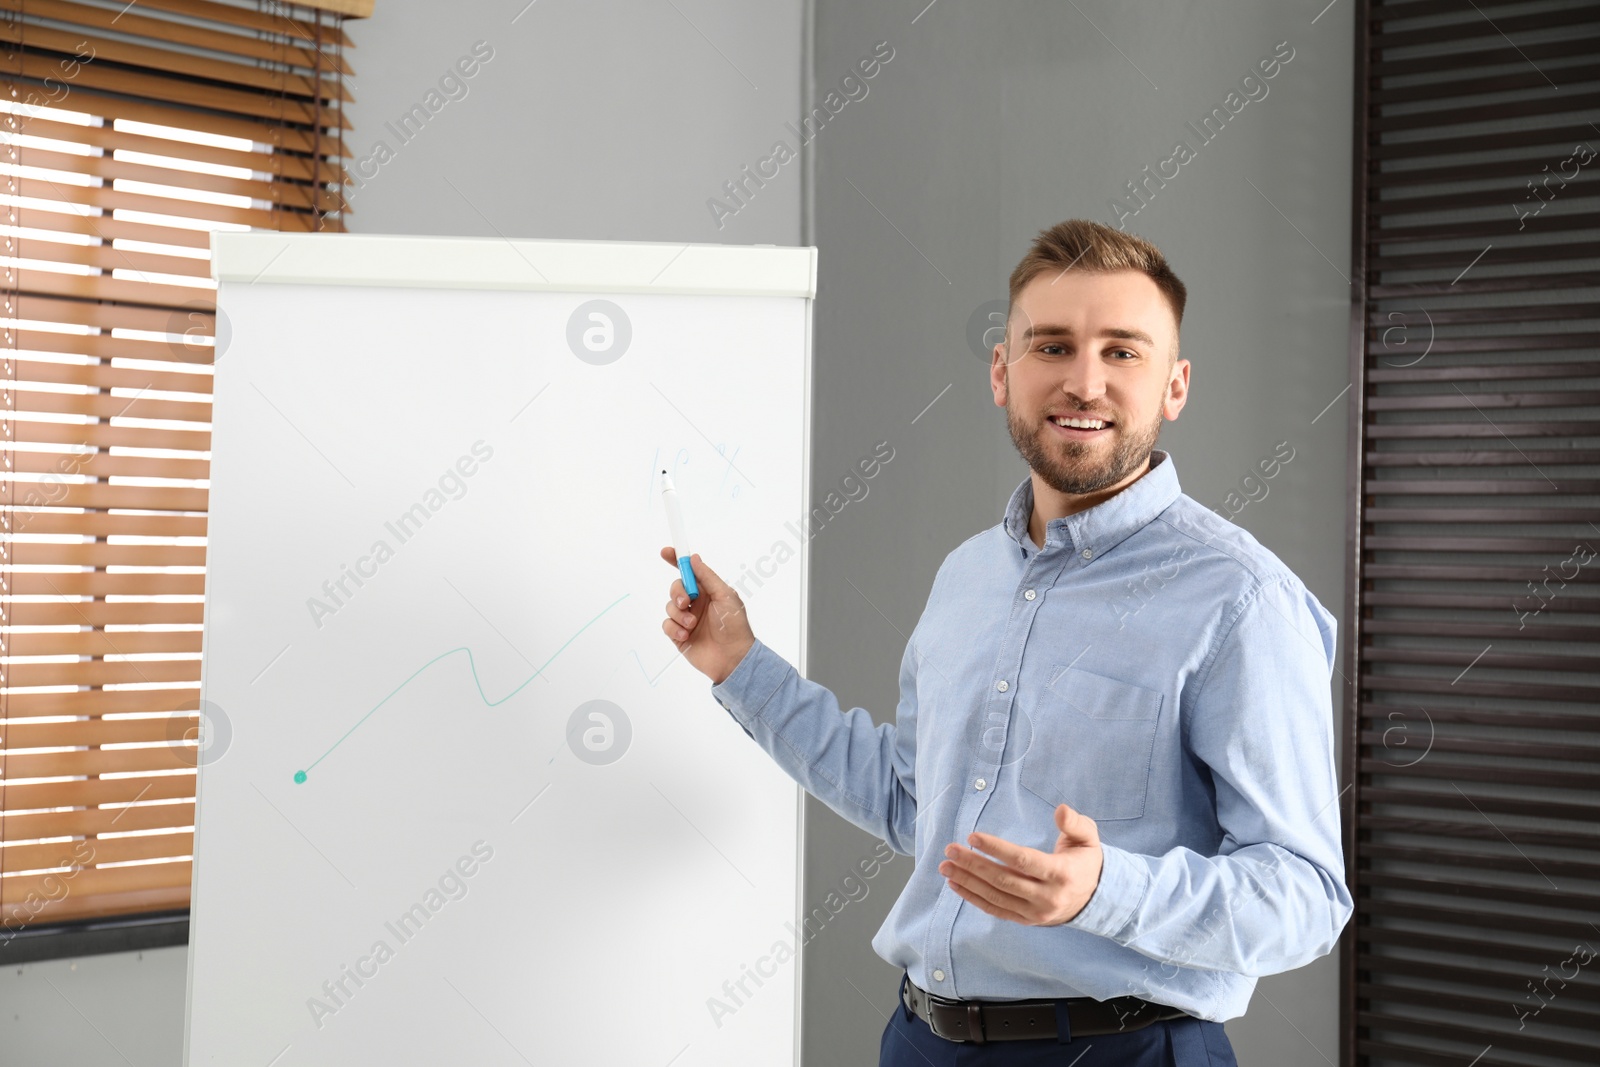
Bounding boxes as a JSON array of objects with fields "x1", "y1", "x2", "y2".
[{"x1": 1004, "y1": 392, "x2": 1162, "y2": 496}]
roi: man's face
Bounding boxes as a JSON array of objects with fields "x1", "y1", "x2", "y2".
[{"x1": 990, "y1": 269, "x2": 1188, "y2": 496}]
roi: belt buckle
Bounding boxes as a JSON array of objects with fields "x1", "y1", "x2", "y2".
[{"x1": 924, "y1": 991, "x2": 981, "y2": 1043}]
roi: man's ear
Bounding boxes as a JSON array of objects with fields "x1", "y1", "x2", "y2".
[{"x1": 1162, "y1": 358, "x2": 1190, "y2": 420}]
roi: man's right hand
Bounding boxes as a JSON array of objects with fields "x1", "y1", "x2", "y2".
[{"x1": 658, "y1": 547, "x2": 755, "y2": 686}]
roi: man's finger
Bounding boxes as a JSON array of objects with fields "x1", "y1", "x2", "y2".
[
  {"x1": 1056, "y1": 803, "x2": 1099, "y2": 846},
  {"x1": 966, "y1": 831, "x2": 1041, "y2": 876},
  {"x1": 946, "y1": 879, "x2": 1032, "y2": 925},
  {"x1": 660, "y1": 617, "x2": 687, "y2": 649},
  {"x1": 687, "y1": 552, "x2": 734, "y2": 596},
  {"x1": 943, "y1": 860, "x2": 1034, "y2": 915},
  {"x1": 945, "y1": 842, "x2": 1043, "y2": 894}
]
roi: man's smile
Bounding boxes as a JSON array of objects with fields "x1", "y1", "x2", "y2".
[{"x1": 1046, "y1": 412, "x2": 1115, "y2": 440}]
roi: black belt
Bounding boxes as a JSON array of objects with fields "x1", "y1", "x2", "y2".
[{"x1": 900, "y1": 972, "x2": 1190, "y2": 1044}]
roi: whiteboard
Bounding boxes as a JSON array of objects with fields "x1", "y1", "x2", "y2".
[{"x1": 185, "y1": 233, "x2": 816, "y2": 1066}]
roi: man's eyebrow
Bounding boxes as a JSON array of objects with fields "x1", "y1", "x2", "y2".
[{"x1": 1022, "y1": 323, "x2": 1158, "y2": 349}]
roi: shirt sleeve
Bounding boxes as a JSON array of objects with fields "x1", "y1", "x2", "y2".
[
  {"x1": 1066, "y1": 576, "x2": 1353, "y2": 977},
  {"x1": 708, "y1": 633, "x2": 920, "y2": 856}
]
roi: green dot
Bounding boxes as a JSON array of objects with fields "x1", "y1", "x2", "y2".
[{"x1": 293, "y1": 770, "x2": 307, "y2": 784}]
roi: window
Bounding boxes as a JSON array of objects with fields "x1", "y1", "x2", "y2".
[{"x1": 1, "y1": 0, "x2": 360, "y2": 960}]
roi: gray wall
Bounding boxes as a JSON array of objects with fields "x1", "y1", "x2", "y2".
[
  {"x1": 4, "y1": 3, "x2": 1353, "y2": 1065},
  {"x1": 339, "y1": 0, "x2": 806, "y2": 245},
  {"x1": 0, "y1": 947, "x2": 189, "y2": 1065}
]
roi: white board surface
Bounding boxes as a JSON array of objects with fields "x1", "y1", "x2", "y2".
[{"x1": 185, "y1": 234, "x2": 814, "y2": 1066}]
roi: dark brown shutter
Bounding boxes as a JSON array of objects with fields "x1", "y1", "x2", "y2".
[{"x1": 1343, "y1": 1, "x2": 1600, "y2": 1065}]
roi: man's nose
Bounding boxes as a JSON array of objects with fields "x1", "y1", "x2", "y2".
[{"x1": 1059, "y1": 354, "x2": 1107, "y2": 405}]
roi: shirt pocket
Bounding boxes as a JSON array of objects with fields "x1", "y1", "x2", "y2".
[{"x1": 1018, "y1": 665, "x2": 1163, "y2": 821}]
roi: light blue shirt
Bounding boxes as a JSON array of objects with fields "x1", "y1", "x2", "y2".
[{"x1": 708, "y1": 448, "x2": 1352, "y2": 1022}]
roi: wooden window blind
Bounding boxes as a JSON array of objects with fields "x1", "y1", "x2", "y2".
[
  {"x1": 1343, "y1": 1, "x2": 1599, "y2": 1065},
  {"x1": 0, "y1": 0, "x2": 353, "y2": 940}
]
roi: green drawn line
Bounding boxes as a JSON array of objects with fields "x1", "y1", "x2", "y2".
[{"x1": 293, "y1": 592, "x2": 630, "y2": 784}]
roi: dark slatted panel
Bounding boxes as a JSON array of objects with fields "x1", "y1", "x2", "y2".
[{"x1": 1342, "y1": 2, "x2": 1600, "y2": 1065}]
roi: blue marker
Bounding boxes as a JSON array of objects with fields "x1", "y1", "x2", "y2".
[{"x1": 661, "y1": 471, "x2": 699, "y2": 601}]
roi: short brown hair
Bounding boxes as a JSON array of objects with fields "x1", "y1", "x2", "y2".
[{"x1": 1007, "y1": 219, "x2": 1187, "y2": 357}]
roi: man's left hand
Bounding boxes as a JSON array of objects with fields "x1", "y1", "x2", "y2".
[{"x1": 938, "y1": 803, "x2": 1104, "y2": 926}]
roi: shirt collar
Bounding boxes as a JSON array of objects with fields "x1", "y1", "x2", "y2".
[{"x1": 1003, "y1": 448, "x2": 1181, "y2": 559}]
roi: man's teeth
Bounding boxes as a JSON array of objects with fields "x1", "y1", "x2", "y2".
[{"x1": 1050, "y1": 416, "x2": 1108, "y2": 429}]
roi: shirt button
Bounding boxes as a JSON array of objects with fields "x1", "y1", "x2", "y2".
[
  {"x1": 1081, "y1": 548, "x2": 1094, "y2": 559},
  {"x1": 996, "y1": 680, "x2": 1008, "y2": 693},
  {"x1": 975, "y1": 778, "x2": 986, "y2": 790},
  {"x1": 932, "y1": 969, "x2": 946, "y2": 982},
  {"x1": 1024, "y1": 589, "x2": 1036, "y2": 601}
]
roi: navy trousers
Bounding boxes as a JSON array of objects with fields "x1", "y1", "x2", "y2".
[{"x1": 880, "y1": 974, "x2": 1239, "y2": 1066}]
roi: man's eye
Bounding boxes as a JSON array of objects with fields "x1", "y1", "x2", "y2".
[
  {"x1": 1110, "y1": 349, "x2": 1137, "y2": 360},
  {"x1": 1040, "y1": 344, "x2": 1066, "y2": 355}
]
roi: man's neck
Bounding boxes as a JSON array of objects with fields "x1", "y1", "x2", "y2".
[{"x1": 1027, "y1": 453, "x2": 1154, "y2": 550}]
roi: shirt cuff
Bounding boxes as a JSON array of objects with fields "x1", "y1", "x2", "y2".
[
  {"x1": 1064, "y1": 841, "x2": 1148, "y2": 940},
  {"x1": 708, "y1": 637, "x2": 788, "y2": 733}
]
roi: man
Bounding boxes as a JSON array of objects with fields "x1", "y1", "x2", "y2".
[{"x1": 658, "y1": 219, "x2": 1351, "y2": 1065}]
